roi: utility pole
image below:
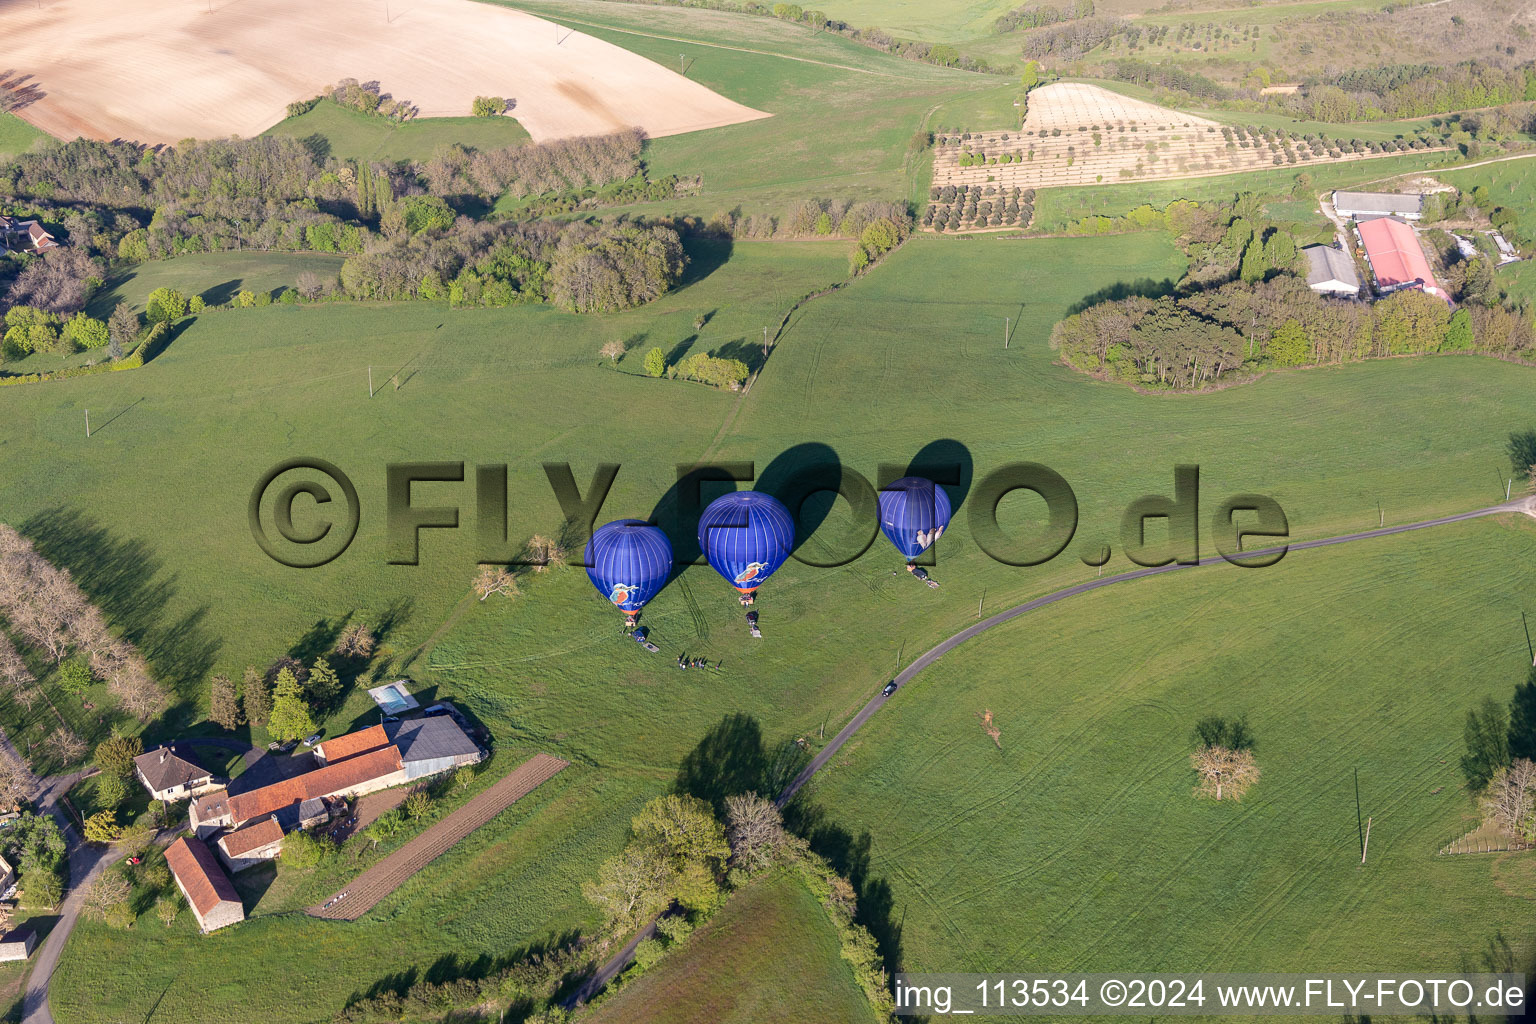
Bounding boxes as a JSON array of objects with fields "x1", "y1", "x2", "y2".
[
  {"x1": 84, "y1": 409, "x2": 90, "y2": 438},
  {"x1": 1354, "y1": 767, "x2": 1363, "y2": 860},
  {"x1": 1361, "y1": 817, "x2": 1372, "y2": 864},
  {"x1": 680, "y1": 54, "x2": 686, "y2": 75},
  {"x1": 1377, "y1": 500, "x2": 1383, "y2": 528},
  {"x1": 1004, "y1": 316, "x2": 1011, "y2": 349},
  {"x1": 762, "y1": 326, "x2": 768, "y2": 358},
  {"x1": 1523, "y1": 611, "x2": 1534, "y2": 665},
  {"x1": 368, "y1": 366, "x2": 374, "y2": 398}
]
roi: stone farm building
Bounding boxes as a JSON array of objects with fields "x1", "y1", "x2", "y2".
[
  {"x1": 1355, "y1": 216, "x2": 1447, "y2": 300},
  {"x1": 134, "y1": 745, "x2": 220, "y2": 802},
  {"x1": 1332, "y1": 191, "x2": 1424, "y2": 220},
  {"x1": 1302, "y1": 244, "x2": 1361, "y2": 297},
  {"x1": 216, "y1": 814, "x2": 284, "y2": 873},
  {"x1": 165, "y1": 836, "x2": 244, "y2": 933},
  {"x1": 191, "y1": 717, "x2": 483, "y2": 837}
]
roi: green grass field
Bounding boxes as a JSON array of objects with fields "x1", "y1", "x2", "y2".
[
  {"x1": 7, "y1": 227, "x2": 1533, "y2": 1021},
  {"x1": 808, "y1": 515, "x2": 1536, "y2": 977},
  {"x1": 84, "y1": 251, "x2": 348, "y2": 319},
  {"x1": 584, "y1": 870, "x2": 881, "y2": 1023},
  {"x1": 0, "y1": 112, "x2": 46, "y2": 160},
  {"x1": 263, "y1": 99, "x2": 531, "y2": 164}
]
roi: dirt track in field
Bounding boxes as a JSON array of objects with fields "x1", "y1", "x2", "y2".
[
  {"x1": 0, "y1": 0, "x2": 768, "y2": 145},
  {"x1": 307, "y1": 752, "x2": 567, "y2": 921}
]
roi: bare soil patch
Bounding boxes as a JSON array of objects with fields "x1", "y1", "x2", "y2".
[{"x1": 2, "y1": 0, "x2": 768, "y2": 146}]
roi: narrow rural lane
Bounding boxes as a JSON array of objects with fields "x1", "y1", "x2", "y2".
[
  {"x1": 20, "y1": 772, "x2": 121, "y2": 1024},
  {"x1": 779, "y1": 499, "x2": 1530, "y2": 803}
]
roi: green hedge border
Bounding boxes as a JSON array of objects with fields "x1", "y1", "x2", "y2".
[{"x1": 0, "y1": 320, "x2": 169, "y2": 388}]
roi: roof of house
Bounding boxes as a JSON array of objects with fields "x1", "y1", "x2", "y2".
[
  {"x1": 218, "y1": 815, "x2": 284, "y2": 857},
  {"x1": 1357, "y1": 217, "x2": 1440, "y2": 294},
  {"x1": 1302, "y1": 244, "x2": 1360, "y2": 289},
  {"x1": 316, "y1": 724, "x2": 391, "y2": 764},
  {"x1": 192, "y1": 789, "x2": 231, "y2": 823},
  {"x1": 1333, "y1": 190, "x2": 1424, "y2": 216},
  {"x1": 226, "y1": 745, "x2": 402, "y2": 823},
  {"x1": 386, "y1": 716, "x2": 479, "y2": 763},
  {"x1": 134, "y1": 746, "x2": 212, "y2": 793},
  {"x1": 165, "y1": 837, "x2": 241, "y2": 916}
]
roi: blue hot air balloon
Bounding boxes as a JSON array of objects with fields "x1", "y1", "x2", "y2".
[
  {"x1": 878, "y1": 477, "x2": 953, "y2": 561},
  {"x1": 697, "y1": 491, "x2": 794, "y2": 597},
  {"x1": 586, "y1": 520, "x2": 673, "y2": 621}
]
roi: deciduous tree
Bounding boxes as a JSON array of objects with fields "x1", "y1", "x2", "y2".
[
  {"x1": 1191, "y1": 745, "x2": 1260, "y2": 801},
  {"x1": 210, "y1": 673, "x2": 242, "y2": 731}
]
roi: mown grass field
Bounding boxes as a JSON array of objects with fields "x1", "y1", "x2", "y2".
[
  {"x1": 84, "y1": 251, "x2": 348, "y2": 318},
  {"x1": 583, "y1": 870, "x2": 880, "y2": 1024},
  {"x1": 1028, "y1": 150, "x2": 1460, "y2": 230},
  {"x1": 7, "y1": 229, "x2": 1532, "y2": 1021},
  {"x1": 807, "y1": 515, "x2": 1536, "y2": 977},
  {"x1": 262, "y1": 99, "x2": 532, "y2": 164}
]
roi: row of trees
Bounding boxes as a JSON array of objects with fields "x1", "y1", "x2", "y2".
[
  {"x1": 992, "y1": 0, "x2": 1094, "y2": 34},
  {"x1": 0, "y1": 523, "x2": 166, "y2": 721},
  {"x1": 580, "y1": 789, "x2": 894, "y2": 1012},
  {"x1": 1285, "y1": 62, "x2": 1534, "y2": 123},
  {"x1": 420, "y1": 128, "x2": 646, "y2": 203},
  {"x1": 288, "y1": 79, "x2": 418, "y2": 123},
  {"x1": 338, "y1": 217, "x2": 687, "y2": 313}
]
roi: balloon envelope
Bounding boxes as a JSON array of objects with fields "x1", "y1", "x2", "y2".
[
  {"x1": 697, "y1": 491, "x2": 794, "y2": 593},
  {"x1": 878, "y1": 477, "x2": 953, "y2": 560},
  {"x1": 586, "y1": 520, "x2": 673, "y2": 613}
]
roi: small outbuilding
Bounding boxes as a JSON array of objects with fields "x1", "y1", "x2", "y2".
[
  {"x1": 166, "y1": 837, "x2": 245, "y2": 933},
  {"x1": 216, "y1": 815, "x2": 284, "y2": 873},
  {"x1": 0, "y1": 928, "x2": 37, "y2": 962},
  {"x1": 1302, "y1": 244, "x2": 1360, "y2": 297}
]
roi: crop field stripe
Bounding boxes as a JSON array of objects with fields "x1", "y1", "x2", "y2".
[
  {"x1": 307, "y1": 753, "x2": 569, "y2": 921},
  {"x1": 778, "y1": 500, "x2": 1528, "y2": 805}
]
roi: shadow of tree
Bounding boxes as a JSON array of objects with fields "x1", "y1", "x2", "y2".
[
  {"x1": 784, "y1": 799, "x2": 905, "y2": 985},
  {"x1": 674, "y1": 713, "x2": 768, "y2": 816},
  {"x1": 1066, "y1": 277, "x2": 1179, "y2": 315},
  {"x1": 19, "y1": 508, "x2": 221, "y2": 738}
]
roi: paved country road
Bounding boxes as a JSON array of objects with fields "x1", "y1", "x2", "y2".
[{"x1": 779, "y1": 499, "x2": 1532, "y2": 803}]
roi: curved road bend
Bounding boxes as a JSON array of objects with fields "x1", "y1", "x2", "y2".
[
  {"x1": 778, "y1": 498, "x2": 1531, "y2": 804},
  {"x1": 568, "y1": 498, "x2": 1530, "y2": 1005}
]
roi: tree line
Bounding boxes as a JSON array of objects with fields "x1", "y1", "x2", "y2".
[
  {"x1": 286, "y1": 78, "x2": 418, "y2": 122},
  {"x1": 992, "y1": 0, "x2": 1094, "y2": 34},
  {"x1": 0, "y1": 522, "x2": 167, "y2": 725}
]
